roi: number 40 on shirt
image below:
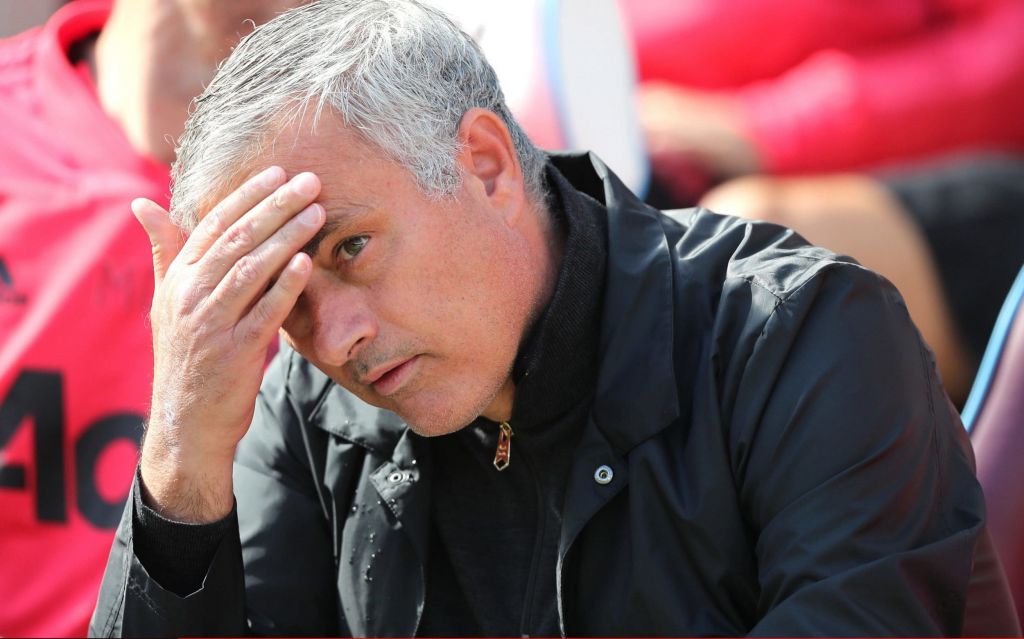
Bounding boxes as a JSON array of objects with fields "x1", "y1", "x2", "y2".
[{"x1": 0, "y1": 369, "x2": 143, "y2": 529}]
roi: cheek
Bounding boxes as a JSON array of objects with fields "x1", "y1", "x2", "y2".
[
  {"x1": 435, "y1": 252, "x2": 533, "y2": 364},
  {"x1": 380, "y1": 212, "x2": 532, "y2": 364},
  {"x1": 380, "y1": 230, "x2": 483, "y2": 319}
]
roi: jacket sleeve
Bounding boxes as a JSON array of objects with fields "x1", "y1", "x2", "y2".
[
  {"x1": 726, "y1": 261, "x2": 984, "y2": 635},
  {"x1": 89, "y1": 351, "x2": 337, "y2": 637},
  {"x1": 88, "y1": 476, "x2": 247, "y2": 638},
  {"x1": 738, "y1": 0, "x2": 1024, "y2": 173}
]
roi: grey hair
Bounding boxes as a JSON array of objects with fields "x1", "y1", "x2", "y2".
[{"x1": 169, "y1": 0, "x2": 548, "y2": 231}]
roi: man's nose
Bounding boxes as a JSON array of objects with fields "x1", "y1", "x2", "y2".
[{"x1": 287, "y1": 285, "x2": 377, "y2": 367}]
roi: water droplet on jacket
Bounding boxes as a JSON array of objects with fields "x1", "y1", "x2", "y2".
[
  {"x1": 351, "y1": 504, "x2": 358, "y2": 514},
  {"x1": 410, "y1": 459, "x2": 417, "y2": 465},
  {"x1": 369, "y1": 532, "x2": 376, "y2": 543}
]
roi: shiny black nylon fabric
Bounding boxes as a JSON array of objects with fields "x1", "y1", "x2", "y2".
[{"x1": 91, "y1": 152, "x2": 997, "y2": 637}]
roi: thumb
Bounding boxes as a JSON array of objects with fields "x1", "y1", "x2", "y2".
[{"x1": 132, "y1": 198, "x2": 184, "y2": 285}]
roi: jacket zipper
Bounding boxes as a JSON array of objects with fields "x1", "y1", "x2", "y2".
[
  {"x1": 493, "y1": 421, "x2": 513, "y2": 471},
  {"x1": 518, "y1": 435, "x2": 548, "y2": 638},
  {"x1": 489, "y1": 421, "x2": 557, "y2": 636}
]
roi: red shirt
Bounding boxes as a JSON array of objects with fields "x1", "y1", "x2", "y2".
[
  {"x1": 0, "y1": 2, "x2": 168, "y2": 636},
  {"x1": 621, "y1": 0, "x2": 1024, "y2": 173}
]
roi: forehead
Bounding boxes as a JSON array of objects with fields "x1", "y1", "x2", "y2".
[
  {"x1": 300, "y1": 117, "x2": 441, "y2": 199},
  {"x1": 207, "y1": 118, "x2": 416, "y2": 219}
]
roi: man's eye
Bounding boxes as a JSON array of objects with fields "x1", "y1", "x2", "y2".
[{"x1": 337, "y1": 235, "x2": 369, "y2": 262}]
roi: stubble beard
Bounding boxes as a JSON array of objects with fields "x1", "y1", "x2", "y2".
[{"x1": 396, "y1": 358, "x2": 515, "y2": 438}]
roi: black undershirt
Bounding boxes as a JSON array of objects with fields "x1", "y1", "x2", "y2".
[{"x1": 132, "y1": 164, "x2": 608, "y2": 636}]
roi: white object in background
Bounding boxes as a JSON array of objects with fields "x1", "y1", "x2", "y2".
[{"x1": 428, "y1": 0, "x2": 649, "y2": 196}]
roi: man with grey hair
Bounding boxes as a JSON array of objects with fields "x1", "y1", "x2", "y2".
[{"x1": 91, "y1": 0, "x2": 1015, "y2": 636}]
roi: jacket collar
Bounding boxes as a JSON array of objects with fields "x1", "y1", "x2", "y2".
[{"x1": 547, "y1": 152, "x2": 682, "y2": 454}]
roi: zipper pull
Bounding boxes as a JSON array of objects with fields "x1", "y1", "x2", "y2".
[{"x1": 493, "y1": 421, "x2": 513, "y2": 471}]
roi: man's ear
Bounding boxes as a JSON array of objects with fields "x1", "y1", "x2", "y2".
[{"x1": 456, "y1": 107, "x2": 525, "y2": 223}]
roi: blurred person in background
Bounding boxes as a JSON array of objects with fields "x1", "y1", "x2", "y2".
[
  {"x1": 621, "y1": 0, "x2": 1024, "y2": 403},
  {"x1": 0, "y1": 1, "x2": 303, "y2": 635},
  {"x1": 623, "y1": 0, "x2": 1024, "y2": 193}
]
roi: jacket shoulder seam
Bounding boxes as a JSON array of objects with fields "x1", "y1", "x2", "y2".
[{"x1": 740, "y1": 257, "x2": 871, "y2": 312}]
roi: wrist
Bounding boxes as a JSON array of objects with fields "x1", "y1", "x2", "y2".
[{"x1": 139, "y1": 434, "x2": 236, "y2": 523}]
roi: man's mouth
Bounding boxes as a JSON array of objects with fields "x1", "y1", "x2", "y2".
[{"x1": 362, "y1": 355, "x2": 421, "y2": 396}]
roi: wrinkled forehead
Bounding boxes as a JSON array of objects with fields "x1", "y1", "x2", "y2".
[
  {"x1": 265, "y1": 115, "x2": 381, "y2": 174},
  {"x1": 195, "y1": 117, "x2": 392, "y2": 223}
]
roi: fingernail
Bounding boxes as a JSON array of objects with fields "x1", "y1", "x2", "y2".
[
  {"x1": 292, "y1": 172, "x2": 319, "y2": 197},
  {"x1": 259, "y1": 166, "x2": 283, "y2": 188},
  {"x1": 298, "y1": 203, "x2": 322, "y2": 225}
]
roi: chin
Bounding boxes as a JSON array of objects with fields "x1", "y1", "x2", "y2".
[
  {"x1": 391, "y1": 391, "x2": 495, "y2": 438},
  {"x1": 337, "y1": 367, "x2": 508, "y2": 438},
  {"x1": 397, "y1": 410, "x2": 477, "y2": 438}
]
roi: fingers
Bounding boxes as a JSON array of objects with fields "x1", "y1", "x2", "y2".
[
  {"x1": 158, "y1": 168, "x2": 323, "y2": 333},
  {"x1": 209, "y1": 200, "x2": 325, "y2": 318},
  {"x1": 180, "y1": 166, "x2": 287, "y2": 264},
  {"x1": 199, "y1": 172, "x2": 322, "y2": 282},
  {"x1": 132, "y1": 198, "x2": 184, "y2": 286},
  {"x1": 235, "y1": 252, "x2": 312, "y2": 345}
]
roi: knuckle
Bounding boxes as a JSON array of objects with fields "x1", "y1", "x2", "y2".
[
  {"x1": 201, "y1": 209, "x2": 224, "y2": 236},
  {"x1": 242, "y1": 176, "x2": 266, "y2": 201},
  {"x1": 223, "y1": 223, "x2": 255, "y2": 253},
  {"x1": 237, "y1": 316, "x2": 268, "y2": 344},
  {"x1": 245, "y1": 324, "x2": 266, "y2": 344},
  {"x1": 250, "y1": 299, "x2": 274, "y2": 328},
  {"x1": 271, "y1": 190, "x2": 290, "y2": 212},
  {"x1": 232, "y1": 254, "x2": 263, "y2": 288}
]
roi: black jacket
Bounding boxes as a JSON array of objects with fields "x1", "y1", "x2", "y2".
[{"x1": 92, "y1": 153, "x2": 1009, "y2": 637}]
